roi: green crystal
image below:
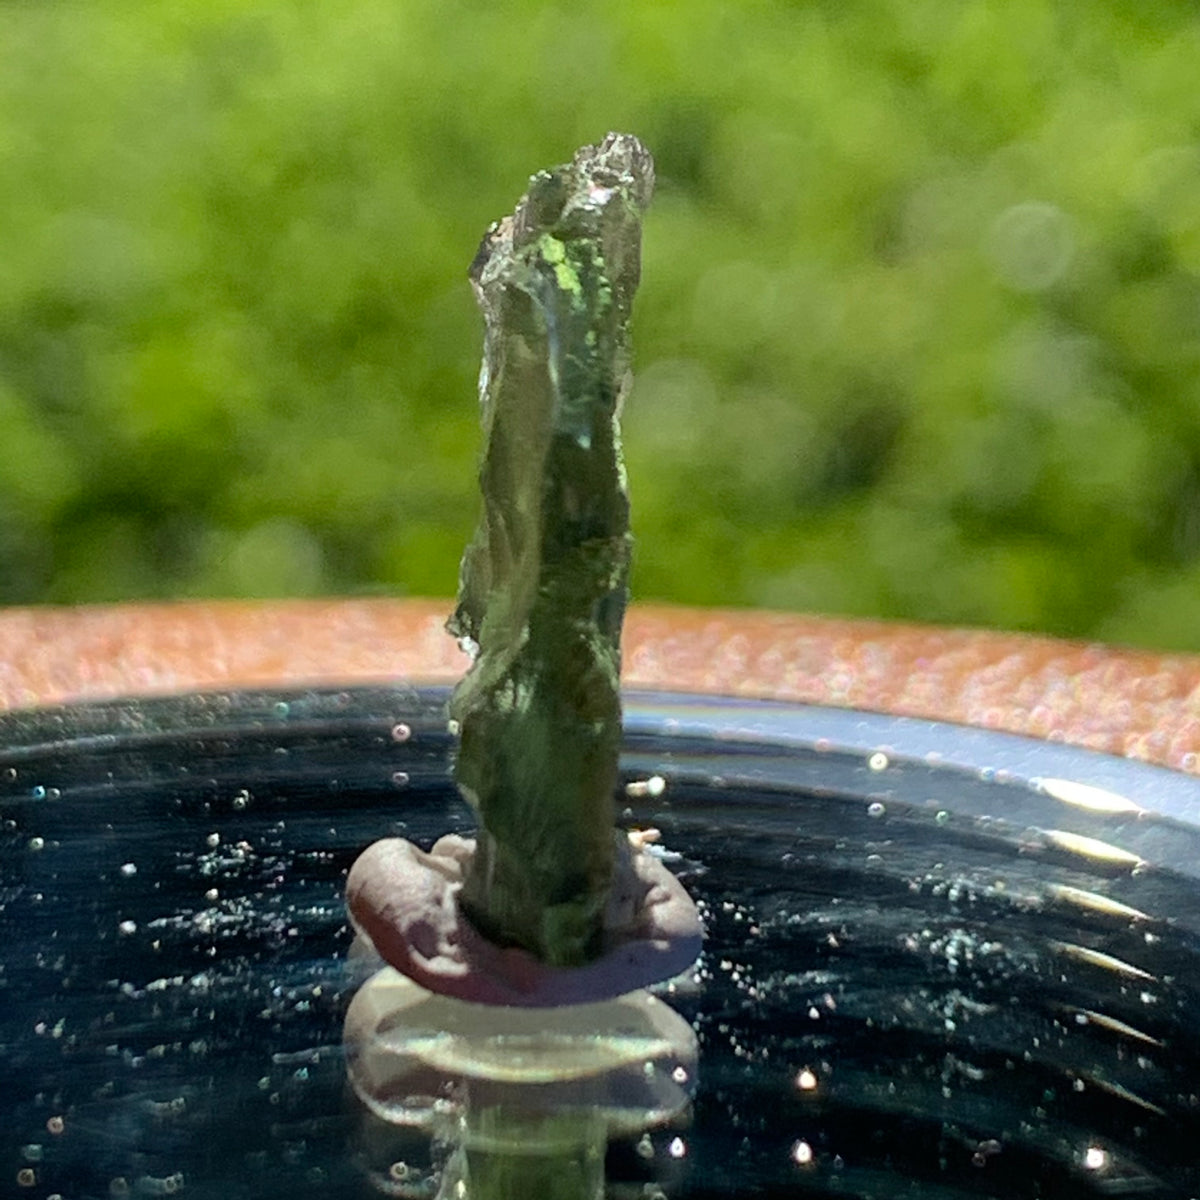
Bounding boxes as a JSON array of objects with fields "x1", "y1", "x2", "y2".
[{"x1": 448, "y1": 133, "x2": 654, "y2": 967}]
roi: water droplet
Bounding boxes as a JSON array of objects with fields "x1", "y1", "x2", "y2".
[
  {"x1": 205, "y1": 832, "x2": 220, "y2": 848},
  {"x1": 867, "y1": 801, "x2": 886, "y2": 819},
  {"x1": 274, "y1": 701, "x2": 290, "y2": 717},
  {"x1": 46, "y1": 1117, "x2": 64, "y2": 1135},
  {"x1": 791, "y1": 1140, "x2": 814, "y2": 1165},
  {"x1": 205, "y1": 889, "x2": 218, "y2": 903},
  {"x1": 635, "y1": 1133, "x2": 654, "y2": 1160},
  {"x1": 935, "y1": 810, "x2": 949, "y2": 825},
  {"x1": 667, "y1": 1137, "x2": 686, "y2": 1159},
  {"x1": 795, "y1": 1068, "x2": 818, "y2": 1091},
  {"x1": 120, "y1": 862, "x2": 137, "y2": 877},
  {"x1": 391, "y1": 722, "x2": 413, "y2": 743},
  {"x1": 1083, "y1": 1145, "x2": 1108, "y2": 1170},
  {"x1": 392, "y1": 771, "x2": 410, "y2": 789},
  {"x1": 31, "y1": 785, "x2": 46, "y2": 800},
  {"x1": 868, "y1": 751, "x2": 889, "y2": 772},
  {"x1": 447, "y1": 718, "x2": 461, "y2": 736},
  {"x1": 3, "y1": 766, "x2": 16, "y2": 781},
  {"x1": 232, "y1": 789, "x2": 250, "y2": 810},
  {"x1": 27, "y1": 837, "x2": 44, "y2": 852},
  {"x1": 17, "y1": 1168, "x2": 36, "y2": 1188},
  {"x1": 20, "y1": 1145, "x2": 43, "y2": 1163},
  {"x1": 118, "y1": 920, "x2": 137, "y2": 936},
  {"x1": 625, "y1": 774, "x2": 666, "y2": 798}
]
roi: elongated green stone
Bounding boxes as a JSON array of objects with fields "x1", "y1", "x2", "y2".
[{"x1": 448, "y1": 133, "x2": 653, "y2": 967}]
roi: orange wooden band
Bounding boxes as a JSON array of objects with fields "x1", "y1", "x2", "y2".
[{"x1": 0, "y1": 599, "x2": 1197, "y2": 775}]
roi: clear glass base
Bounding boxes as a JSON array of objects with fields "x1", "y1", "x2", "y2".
[
  {"x1": 345, "y1": 966, "x2": 698, "y2": 1135},
  {"x1": 344, "y1": 967, "x2": 697, "y2": 1199}
]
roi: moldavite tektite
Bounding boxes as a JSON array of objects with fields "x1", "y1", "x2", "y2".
[{"x1": 447, "y1": 133, "x2": 654, "y2": 968}]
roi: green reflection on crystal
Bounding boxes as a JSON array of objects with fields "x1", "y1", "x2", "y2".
[{"x1": 448, "y1": 134, "x2": 654, "y2": 967}]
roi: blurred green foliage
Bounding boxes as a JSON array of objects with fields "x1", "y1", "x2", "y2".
[{"x1": 2, "y1": 1, "x2": 1200, "y2": 649}]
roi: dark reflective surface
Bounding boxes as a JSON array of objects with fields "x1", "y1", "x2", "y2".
[{"x1": 3, "y1": 686, "x2": 1200, "y2": 1198}]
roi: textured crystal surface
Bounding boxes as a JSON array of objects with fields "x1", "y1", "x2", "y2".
[{"x1": 448, "y1": 133, "x2": 654, "y2": 966}]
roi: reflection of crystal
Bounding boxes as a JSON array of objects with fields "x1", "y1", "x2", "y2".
[
  {"x1": 447, "y1": 135, "x2": 657, "y2": 967},
  {"x1": 346, "y1": 969, "x2": 697, "y2": 1126},
  {"x1": 344, "y1": 968, "x2": 697, "y2": 1199}
]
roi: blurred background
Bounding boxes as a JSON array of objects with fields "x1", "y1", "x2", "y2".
[{"x1": 1, "y1": 1, "x2": 1199, "y2": 649}]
